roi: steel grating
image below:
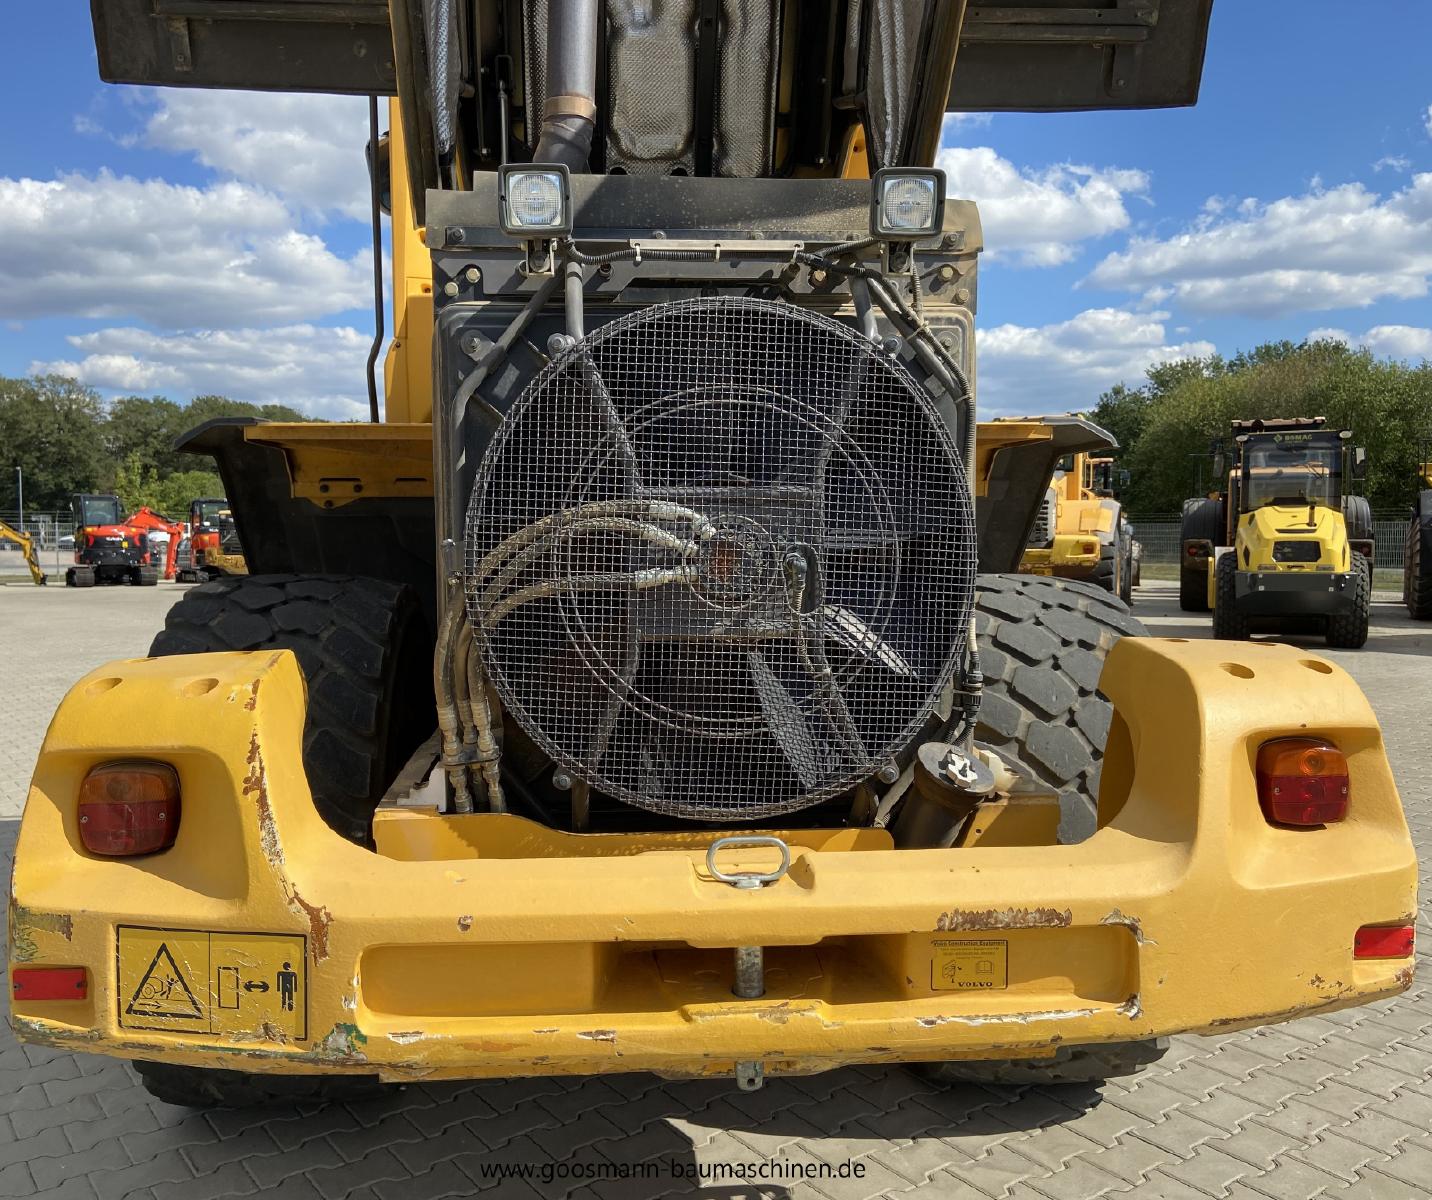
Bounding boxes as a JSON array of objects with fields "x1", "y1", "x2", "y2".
[{"x1": 464, "y1": 297, "x2": 975, "y2": 820}]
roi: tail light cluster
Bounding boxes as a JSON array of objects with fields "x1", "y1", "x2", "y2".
[
  {"x1": 1256, "y1": 738, "x2": 1349, "y2": 827},
  {"x1": 78, "y1": 762, "x2": 180, "y2": 856}
]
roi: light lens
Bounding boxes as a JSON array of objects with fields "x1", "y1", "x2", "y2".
[
  {"x1": 505, "y1": 171, "x2": 565, "y2": 230},
  {"x1": 12, "y1": 967, "x2": 87, "y2": 1002},
  {"x1": 1353, "y1": 924, "x2": 1414, "y2": 959},
  {"x1": 78, "y1": 761, "x2": 180, "y2": 856},
  {"x1": 880, "y1": 175, "x2": 938, "y2": 234},
  {"x1": 1255, "y1": 738, "x2": 1348, "y2": 826}
]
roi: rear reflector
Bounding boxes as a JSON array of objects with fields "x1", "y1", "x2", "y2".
[
  {"x1": 1256, "y1": 738, "x2": 1349, "y2": 826},
  {"x1": 12, "y1": 966, "x2": 87, "y2": 1001},
  {"x1": 1354, "y1": 924, "x2": 1415, "y2": 959},
  {"x1": 78, "y1": 761, "x2": 180, "y2": 856}
]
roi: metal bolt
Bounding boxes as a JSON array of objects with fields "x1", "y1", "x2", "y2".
[
  {"x1": 443, "y1": 281, "x2": 460, "y2": 297},
  {"x1": 810, "y1": 267, "x2": 829, "y2": 286},
  {"x1": 938, "y1": 265, "x2": 957, "y2": 281},
  {"x1": 552, "y1": 771, "x2": 573, "y2": 791},
  {"x1": 464, "y1": 267, "x2": 482, "y2": 283},
  {"x1": 881, "y1": 336, "x2": 902, "y2": 356},
  {"x1": 877, "y1": 761, "x2": 900, "y2": 784},
  {"x1": 955, "y1": 288, "x2": 971, "y2": 305},
  {"x1": 446, "y1": 226, "x2": 465, "y2": 244}
]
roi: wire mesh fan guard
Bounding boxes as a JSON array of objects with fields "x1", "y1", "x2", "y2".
[{"x1": 465, "y1": 296, "x2": 975, "y2": 819}]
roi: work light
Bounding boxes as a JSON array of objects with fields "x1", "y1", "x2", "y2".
[
  {"x1": 871, "y1": 168, "x2": 945, "y2": 240},
  {"x1": 499, "y1": 164, "x2": 572, "y2": 237}
]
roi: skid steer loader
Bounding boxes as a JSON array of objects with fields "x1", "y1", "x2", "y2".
[{"x1": 10, "y1": 0, "x2": 1415, "y2": 1108}]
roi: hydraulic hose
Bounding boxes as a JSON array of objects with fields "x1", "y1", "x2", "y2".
[{"x1": 434, "y1": 592, "x2": 474, "y2": 814}]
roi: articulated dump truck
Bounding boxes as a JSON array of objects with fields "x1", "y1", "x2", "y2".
[{"x1": 9, "y1": 0, "x2": 1416, "y2": 1106}]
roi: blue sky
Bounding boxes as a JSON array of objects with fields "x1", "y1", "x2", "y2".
[{"x1": 1, "y1": 2, "x2": 1429, "y2": 418}]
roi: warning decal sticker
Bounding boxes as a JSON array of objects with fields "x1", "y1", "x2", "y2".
[
  {"x1": 117, "y1": 926, "x2": 307, "y2": 1040},
  {"x1": 125, "y1": 942, "x2": 204, "y2": 1021},
  {"x1": 930, "y1": 938, "x2": 1009, "y2": 991}
]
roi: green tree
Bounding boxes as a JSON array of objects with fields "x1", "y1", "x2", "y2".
[
  {"x1": 1105, "y1": 340, "x2": 1432, "y2": 513},
  {"x1": 0, "y1": 375, "x2": 108, "y2": 510}
]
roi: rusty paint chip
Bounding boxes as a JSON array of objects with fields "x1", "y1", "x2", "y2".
[{"x1": 935, "y1": 906, "x2": 1072, "y2": 932}]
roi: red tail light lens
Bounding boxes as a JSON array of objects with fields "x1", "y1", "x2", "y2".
[
  {"x1": 12, "y1": 966, "x2": 88, "y2": 1001},
  {"x1": 1256, "y1": 738, "x2": 1348, "y2": 826},
  {"x1": 1354, "y1": 924, "x2": 1415, "y2": 959},
  {"x1": 78, "y1": 762, "x2": 180, "y2": 856}
]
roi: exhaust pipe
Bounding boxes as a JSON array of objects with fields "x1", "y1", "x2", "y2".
[{"x1": 535, "y1": 0, "x2": 599, "y2": 170}]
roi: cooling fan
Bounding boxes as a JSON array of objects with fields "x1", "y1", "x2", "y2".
[{"x1": 465, "y1": 296, "x2": 975, "y2": 820}]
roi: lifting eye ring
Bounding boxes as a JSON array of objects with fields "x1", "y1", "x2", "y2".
[{"x1": 706, "y1": 835, "x2": 791, "y2": 889}]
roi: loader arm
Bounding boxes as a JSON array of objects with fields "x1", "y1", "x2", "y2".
[{"x1": 0, "y1": 519, "x2": 47, "y2": 586}]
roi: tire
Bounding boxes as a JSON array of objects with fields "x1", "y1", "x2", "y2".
[
  {"x1": 1342, "y1": 495, "x2": 1373, "y2": 544},
  {"x1": 1118, "y1": 539, "x2": 1133, "y2": 605},
  {"x1": 137, "y1": 565, "x2": 160, "y2": 587},
  {"x1": 132, "y1": 1061, "x2": 390, "y2": 1109},
  {"x1": 919, "y1": 1038, "x2": 1169, "y2": 1087},
  {"x1": 1088, "y1": 540, "x2": 1119, "y2": 595},
  {"x1": 69, "y1": 566, "x2": 95, "y2": 589},
  {"x1": 1406, "y1": 510, "x2": 1432, "y2": 621},
  {"x1": 973, "y1": 574, "x2": 1146, "y2": 844},
  {"x1": 150, "y1": 574, "x2": 435, "y2": 844},
  {"x1": 1179, "y1": 498, "x2": 1222, "y2": 612},
  {"x1": 1326, "y1": 553, "x2": 1370, "y2": 649},
  {"x1": 1211, "y1": 552, "x2": 1250, "y2": 641}
]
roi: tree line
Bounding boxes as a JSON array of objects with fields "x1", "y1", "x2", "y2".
[
  {"x1": 1090, "y1": 339, "x2": 1432, "y2": 514},
  {"x1": 0, "y1": 375, "x2": 308, "y2": 517},
  {"x1": 5, "y1": 342, "x2": 1430, "y2": 523}
]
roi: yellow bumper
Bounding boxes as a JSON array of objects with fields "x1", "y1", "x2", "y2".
[
  {"x1": 1020, "y1": 536, "x2": 1102, "y2": 577},
  {"x1": 8, "y1": 641, "x2": 1416, "y2": 1082}
]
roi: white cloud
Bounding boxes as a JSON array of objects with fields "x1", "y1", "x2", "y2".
[
  {"x1": 1086, "y1": 174, "x2": 1432, "y2": 317},
  {"x1": 1308, "y1": 324, "x2": 1432, "y2": 360},
  {"x1": 1425, "y1": 105, "x2": 1432, "y2": 138},
  {"x1": 976, "y1": 308, "x2": 1216, "y2": 414},
  {"x1": 1373, "y1": 155, "x2": 1410, "y2": 174},
  {"x1": 935, "y1": 146, "x2": 1148, "y2": 267},
  {"x1": 141, "y1": 90, "x2": 375, "y2": 220},
  {"x1": 32, "y1": 325, "x2": 373, "y2": 420},
  {"x1": 0, "y1": 172, "x2": 370, "y2": 328}
]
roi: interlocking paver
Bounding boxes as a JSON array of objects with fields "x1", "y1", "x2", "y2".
[
  {"x1": 1024, "y1": 1157, "x2": 1129, "y2": 1200},
  {"x1": 3, "y1": 578, "x2": 1432, "y2": 1200},
  {"x1": 1159, "y1": 1144, "x2": 1257, "y2": 1195}
]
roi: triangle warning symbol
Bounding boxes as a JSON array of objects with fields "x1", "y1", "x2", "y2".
[{"x1": 126, "y1": 942, "x2": 204, "y2": 1020}]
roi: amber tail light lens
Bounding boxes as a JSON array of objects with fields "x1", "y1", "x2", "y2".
[
  {"x1": 1255, "y1": 739, "x2": 1349, "y2": 827},
  {"x1": 78, "y1": 762, "x2": 180, "y2": 856}
]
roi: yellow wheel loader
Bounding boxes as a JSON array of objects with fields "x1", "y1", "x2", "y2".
[
  {"x1": 1404, "y1": 449, "x2": 1432, "y2": 620},
  {"x1": 0, "y1": 519, "x2": 47, "y2": 585},
  {"x1": 1017, "y1": 428, "x2": 1134, "y2": 603},
  {"x1": 1183, "y1": 419, "x2": 1374, "y2": 648},
  {"x1": 10, "y1": 1, "x2": 1416, "y2": 1109}
]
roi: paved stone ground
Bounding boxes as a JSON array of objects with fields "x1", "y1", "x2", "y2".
[{"x1": 2, "y1": 579, "x2": 1429, "y2": 1200}]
